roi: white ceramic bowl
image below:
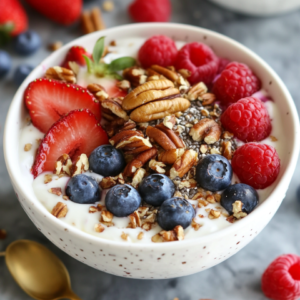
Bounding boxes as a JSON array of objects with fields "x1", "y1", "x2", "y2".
[
  {"x1": 4, "y1": 23, "x2": 300, "y2": 279},
  {"x1": 209, "y1": 0, "x2": 300, "y2": 16}
]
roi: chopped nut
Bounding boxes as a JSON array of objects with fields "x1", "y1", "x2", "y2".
[
  {"x1": 187, "y1": 82, "x2": 207, "y2": 100},
  {"x1": 0, "y1": 229, "x2": 7, "y2": 240},
  {"x1": 173, "y1": 191, "x2": 183, "y2": 197},
  {"x1": 163, "y1": 115, "x2": 177, "y2": 130},
  {"x1": 89, "y1": 206, "x2": 99, "y2": 213},
  {"x1": 137, "y1": 206, "x2": 149, "y2": 217},
  {"x1": 132, "y1": 168, "x2": 146, "y2": 188},
  {"x1": 24, "y1": 143, "x2": 32, "y2": 151},
  {"x1": 123, "y1": 67, "x2": 147, "y2": 87},
  {"x1": 214, "y1": 194, "x2": 221, "y2": 202},
  {"x1": 71, "y1": 154, "x2": 89, "y2": 176},
  {"x1": 198, "y1": 214, "x2": 204, "y2": 218},
  {"x1": 151, "y1": 233, "x2": 165, "y2": 243},
  {"x1": 101, "y1": 210, "x2": 113, "y2": 222},
  {"x1": 201, "y1": 109, "x2": 210, "y2": 117},
  {"x1": 129, "y1": 211, "x2": 141, "y2": 228},
  {"x1": 222, "y1": 131, "x2": 234, "y2": 139},
  {"x1": 149, "y1": 159, "x2": 166, "y2": 174},
  {"x1": 192, "y1": 191, "x2": 205, "y2": 200},
  {"x1": 270, "y1": 136, "x2": 278, "y2": 142},
  {"x1": 178, "y1": 68, "x2": 191, "y2": 79},
  {"x1": 137, "y1": 232, "x2": 144, "y2": 240},
  {"x1": 54, "y1": 154, "x2": 72, "y2": 176},
  {"x1": 44, "y1": 174, "x2": 53, "y2": 184},
  {"x1": 222, "y1": 212, "x2": 229, "y2": 217},
  {"x1": 141, "y1": 222, "x2": 152, "y2": 231},
  {"x1": 48, "y1": 187, "x2": 62, "y2": 196},
  {"x1": 200, "y1": 144, "x2": 208, "y2": 154},
  {"x1": 87, "y1": 83, "x2": 109, "y2": 102},
  {"x1": 210, "y1": 147, "x2": 221, "y2": 155},
  {"x1": 208, "y1": 209, "x2": 221, "y2": 219},
  {"x1": 226, "y1": 215, "x2": 235, "y2": 223},
  {"x1": 81, "y1": 7, "x2": 105, "y2": 34},
  {"x1": 174, "y1": 225, "x2": 184, "y2": 241},
  {"x1": 62, "y1": 195, "x2": 69, "y2": 201},
  {"x1": 178, "y1": 179, "x2": 197, "y2": 189},
  {"x1": 121, "y1": 232, "x2": 129, "y2": 241},
  {"x1": 158, "y1": 148, "x2": 185, "y2": 165},
  {"x1": 45, "y1": 67, "x2": 76, "y2": 84},
  {"x1": 117, "y1": 79, "x2": 131, "y2": 92},
  {"x1": 100, "y1": 173, "x2": 125, "y2": 189},
  {"x1": 48, "y1": 41, "x2": 63, "y2": 51},
  {"x1": 94, "y1": 223, "x2": 105, "y2": 233},
  {"x1": 232, "y1": 200, "x2": 248, "y2": 219},
  {"x1": 206, "y1": 195, "x2": 216, "y2": 203},
  {"x1": 191, "y1": 219, "x2": 202, "y2": 231},
  {"x1": 103, "y1": 0, "x2": 114, "y2": 11},
  {"x1": 200, "y1": 93, "x2": 216, "y2": 106},
  {"x1": 198, "y1": 199, "x2": 209, "y2": 207},
  {"x1": 109, "y1": 40, "x2": 116, "y2": 46},
  {"x1": 52, "y1": 202, "x2": 68, "y2": 218},
  {"x1": 152, "y1": 225, "x2": 184, "y2": 242},
  {"x1": 222, "y1": 140, "x2": 232, "y2": 160}
]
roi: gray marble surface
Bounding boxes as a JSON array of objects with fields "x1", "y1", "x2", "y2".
[{"x1": 1, "y1": 0, "x2": 300, "y2": 299}]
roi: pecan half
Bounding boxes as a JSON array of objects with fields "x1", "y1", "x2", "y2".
[
  {"x1": 123, "y1": 148, "x2": 157, "y2": 177},
  {"x1": 200, "y1": 93, "x2": 216, "y2": 106},
  {"x1": 123, "y1": 67, "x2": 147, "y2": 87},
  {"x1": 187, "y1": 82, "x2": 207, "y2": 101},
  {"x1": 81, "y1": 7, "x2": 105, "y2": 34},
  {"x1": 102, "y1": 98, "x2": 129, "y2": 120},
  {"x1": 119, "y1": 119, "x2": 136, "y2": 131},
  {"x1": 149, "y1": 159, "x2": 166, "y2": 173},
  {"x1": 146, "y1": 126, "x2": 176, "y2": 150},
  {"x1": 87, "y1": 83, "x2": 109, "y2": 102},
  {"x1": 52, "y1": 202, "x2": 68, "y2": 218},
  {"x1": 130, "y1": 97, "x2": 190, "y2": 123},
  {"x1": 115, "y1": 135, "x2": 152, "y2": 154},
  {"x1": 148, "y1": 65, "x2": 179, "y2": 83},
  {"x1": 170, "y1": 149, "x2": 198, "y2": 179},
  {"x1": 158, "y1": 148, "x2": 185, "y2": 165},
  {"x1": 54, "y1": 154, "x2": 72, "y2": 176},
  {"x1": 155, "y1": 123, "x2": 185, "y2": 148},
  {"x1": 109, "y1": 130, "x2": 143, "y2": 146},
  {"x1": 189, "y1": 118, "x2": 222, "y2": 144},
  {"x1": 45, "y1": 67, "x2": 76, "y2": 83}
]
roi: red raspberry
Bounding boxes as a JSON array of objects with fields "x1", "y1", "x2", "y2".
[
  {"x1": 231, "y1": 143, "x2": 280, "y2": 189},
  {"x1": 138, "y1": 35, "x2": 178, "y2": 69},
  {"x1": 221, "y1": 97, "x2": 272, "y2": 142},
  {"x1": 217, "y1": 57, "x2": 231, "y2": 74},
  {"x1": 213, "y1": 62, "x2": 261, "y2": 105},
  {"x1": 262, "y1": 254, "x2": 300, "y2": 300},
  {"x1": 174, "y1": 42, "x2": 219, "y2": 85},
  {"x1": 128, "y1": 0, "x2": 171, "y2": 22}
]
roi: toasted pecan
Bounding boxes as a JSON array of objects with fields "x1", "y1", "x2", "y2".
[
  {"x1": 122, "y1": 79, "x2": 175, "y2": 110},
  {"x1": 130, "y1": 97, "x2": 190, "y2": 123},
  {"x1": 87, "y1": 83, "x2": 109, "y2": 102},
  {"x1": 170, "y1": 149, "x2": 198, "y2": 179},
  {"x1": 102, "y1": 98, "x2": 129, "y2": 120},
  {"x1": 123, "y1": 148, "x2": 157, "y2": 177},
  {"x1": 45, "y1": 67, "x2": 76, "y2": 83},
  {"x1": 146, "y1": 126, "x2": 176, "y2": 150},
  {"x1": 158, "y1": 148, "x2": 185, "y2": 165},
  {"x1": 155, "y1": 123, "x2": 185, "y2": 148},
  {"x1": 123, "y1": 67, "x2": 147, "y2": 87},
  {"x1": 149, "y1": 65, "x2": 179, "y2": 82},
  {"x1": 109, "y1": 130, "x2": 143, "y2": 146},
  {"x1": 189, "y1": 118, "x2": 222, "y2": 144}
]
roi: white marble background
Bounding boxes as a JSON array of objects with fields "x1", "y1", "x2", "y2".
[{"x1": 1, "y1": 0, "x2": 300, "y2": 299}]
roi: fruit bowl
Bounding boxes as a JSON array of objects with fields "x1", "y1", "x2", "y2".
[{"x1": 4, "y1": 23, "x2": 300, "y2": 279}]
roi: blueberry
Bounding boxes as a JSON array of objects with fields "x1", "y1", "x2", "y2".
[
  {"x1": 221, "y1": 183, "x2": 259, "y2": 214},
  {"x1": 13, "y1": 30, "x2": 41, "y2": 56},
  {"x1": 196, "y1": 154, "x2": 232, "y2": 192},
  {"x1": 105, "y1": 184, "x2": 142, "y2": 217},
  {"x1": 89, "y1": 145, "x2": 125, "y2": 177},
  {"x1": 66, "y1": 174, "x2": 101, "y2": 204},
  {"x1": 157, "y1": 197, "x2": 195, "y2": 231},
  {"x1": 13, "y1": 65, "x2": 34, "y2": 86},
  {"x1": 138, "y1": 174, "x2": 175, "y2": 206},
  {"x1": 0, "y1": 51, "x2": 11, "y2": 78}
]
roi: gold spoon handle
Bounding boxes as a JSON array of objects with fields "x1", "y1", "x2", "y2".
[
  {"x1": 0, "y1": 252, "x2": 5, "y2": 256},
  {"x1": 63, "y1": 290, "x2": 83, "y2": 300}
]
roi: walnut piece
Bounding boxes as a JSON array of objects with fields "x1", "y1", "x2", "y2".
[
  {"x1": 54, "y1": 154, "x2": 72, "y2": 176},
  {"x1": 52, "y1": 202, "x2": 68, "y2": 218},
  {"x1": 71, "y1": 154, "x2": 89, "y2": 176}
]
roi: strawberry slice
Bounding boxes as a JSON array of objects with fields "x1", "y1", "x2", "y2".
[
  {"x1": 91, "y1": 78, "x2": 127, "y2": 98},
  {"x1": 25, "y1": 78, "x2": 101, "y2": 133},
  {"x1": 32, "y1": 109, "x2": 108, "y2": 178},
  {"x1": 62, "y1": 46, "x2": 91, "y2": 69}
]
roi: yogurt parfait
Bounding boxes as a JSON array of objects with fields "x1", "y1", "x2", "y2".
[{"x1": 19, "y1": 34, "x2": 282, "y2": 243}]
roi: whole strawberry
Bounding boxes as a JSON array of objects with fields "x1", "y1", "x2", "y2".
[
  {"x1": 262, "y1": 254, "x2": 300, "y2": 300},
  {"x1": 25, "y1": 0, "x2": 82, "y2": 25},
  {"x1": 0, "y1": 0, "x2": 28, "y2": 44}
]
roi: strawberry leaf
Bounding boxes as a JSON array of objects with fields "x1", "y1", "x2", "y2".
[
  {"x1": 0, "y1": 23, "x2": 14, "y2": 46},
  {"x1": 83, "y1": 55, "x2": 94, "y2": 73},
  {"x1": 108, "y1": 57, "x2": 136, "y2": 72},
  {"x1": 93, "y1": 36, "x2": 105, "y2": 65}
]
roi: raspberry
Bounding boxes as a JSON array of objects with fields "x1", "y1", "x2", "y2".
[
  {"x1": 213, "y1": 62, "x2": 261, "y2": 105},
  {"x1": 128, "y1": 0, "x2": 171, "y2": 22},
  {"x1": 217, "y1": 57, "x2": 231, "y2": 74},
  {"x1": 262, "y1": 254, "x2": 300, "y2": 300},
  {"x1": 138, "y1": 35, "x2": 178, "y2": 69},
  {"x1": 231, "y1": 143, "x2": 280, "y2": 189},
  {"x1": 174, "y1": 42, "x2": 219, "y2": 85},
  {"x1": 221, "y1": 97, "x2": 272, "y2": 142}
]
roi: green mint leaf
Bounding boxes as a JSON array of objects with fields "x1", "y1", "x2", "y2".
[
  {"x1": 0, "y1": 22, "x2": 14, "y2": 46},
  {"x1": 83, "y1": 55, "x2": 94, "y2": 73},
  {"x1": 93, "y1": 36, "x2": 105, "y2": 65},
  {"x1": 108, "y1": 57, "x2": 136, "y2": 72}
]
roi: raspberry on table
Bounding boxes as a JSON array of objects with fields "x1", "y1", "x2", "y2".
[
  {"x1": 231, "y1": 143, "x2": 280, "y2": 189},
  {"x1": 128, "y1": 0, "x2": 171, "y2": 22},
  {"x1": 174, "y1": 42, "x2": 219, "y2": 85},
  {"x1": 213, "y1": 62, "x2": 261, "y2": 105},
  {"x1": 138, "y1": 35, "x2": 178, "y2": 69},
  {"x1": 262, "y1": 254, "x2": 300, "y2": 300},
  {"x1": 221, "y1": 97, "x2": 272, "y2": 142}
]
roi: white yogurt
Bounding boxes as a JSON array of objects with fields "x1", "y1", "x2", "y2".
[{"x1": 18, "y1": 37, "x2": 286, "y2": 243}]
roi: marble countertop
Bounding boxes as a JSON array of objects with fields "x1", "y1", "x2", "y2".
[{"x1": 1, "y1": 0, "x2": 300, "y2": 299}]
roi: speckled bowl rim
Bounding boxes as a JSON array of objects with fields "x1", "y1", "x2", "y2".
[{"x1": 4, "y1": 23, "x2": 300, "y2": 250}]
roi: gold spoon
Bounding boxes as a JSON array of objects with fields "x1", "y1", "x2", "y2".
[{"x1": 0, "y1": 240, "x2": 82, "y2": 300}]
